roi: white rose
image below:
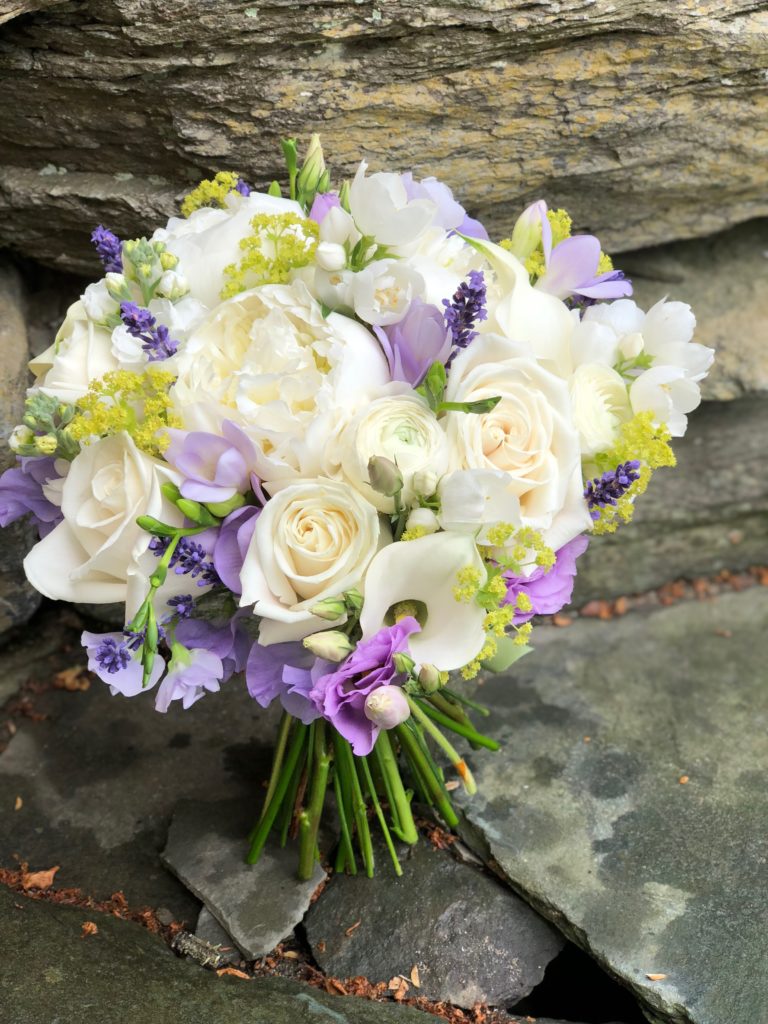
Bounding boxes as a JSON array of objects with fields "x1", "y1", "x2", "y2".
[
  {"x1": 170, "y1": 281, "x2": 389, "y2": 485},
  {"x1": 335, "y1": 392, "x2": 449, "y2": 512},
  {"x1": 30, "y1": 300, "x2": 119, "y2": 403},
  {"x1": 359, "y1": 531, "x2": 487, "y2": 672},
  {"x1": 159, "y1": 191, "x2": 305, "y2": 309},
  {"x1": 23, "y1": 432, "x2": 181, "y2": 604},
  {"x1": 349, "y1": 161, "x2": 435, "y2": 247},
  {"x1": 444, "y1": 334, "x2": 592, "y2": 550},
  {"x1": 569, "y1": 363, "x2": 632, "y2": 456},
  {"x1": 240, "y1": 478, "x2": 385, "y2": 645}
]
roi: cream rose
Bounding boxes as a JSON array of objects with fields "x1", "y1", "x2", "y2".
[
  {"x1": 335, "y1": 392, "x2": 449, "y2": 512},
  {"x1": 30, "y1": 299, "x2": 118, "y2": 403},
  {"x1": 240, "y1": 479, "x2": 385, "y2": 645},
  {"x1": 444, "y1": 334, "x2": 592, "y2": 550},
  {"x1": 24, "y1": 432, "x2": 181, "y2": 604}
]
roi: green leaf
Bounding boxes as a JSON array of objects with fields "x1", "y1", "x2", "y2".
[
  {"x1": 437, "y1": 395, "x2": 501, "y2": 415},
  {"x1": 482, "y1": 638, "x2": 532, "y2": 673}
]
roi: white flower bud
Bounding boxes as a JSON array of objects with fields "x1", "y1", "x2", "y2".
[
  {"x1": 364, "y1": 685, "x2": 411, "y2": 729},
  {"x1": 302, "y1": 629, "x2": 354, "y2": 663},
  {"x1": 412, "y1": 469, "x2": 438, "y2": 497},
  {"x1": 405, "y1": 507, "x2": 439, "y2": 534},
  {"x1": 105, "y1": 272, "x2": 127, "y2": 298},
  {"x1": 620, "y1": 331, "x2": 644, "y2": 360},
  {"x1": 417, "y1": 663, "x2": 442, "y2": 694},
  {"x1": 156, "y1": 271, "x2": 189, "y2": 301},
  {"x1": 9, "y1": 424, "x2": 33, "y2": 452},
  {"x1": 315, "y1": 241, "x2": 347, "y2": 272}
]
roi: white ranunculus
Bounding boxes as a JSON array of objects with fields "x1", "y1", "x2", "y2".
[
  {"x1": 348, "y1": 259, "x2": 424, "y2": 326},
  {"x1": 335, "y1": 392, "x2": 449, "y2": 512},
  {"x1": 438, "y1": 469, "x2": 521, "y2": 541},
  {"x1": 358, "y1": 531, "x2": 487, "y2": 672},
  {"x1": 444, "y1": 334, "x2": 592, "y2": 550},
  {"x1": 349, "y1": 161, "x2": 435, "y2": 247},
  {"x1": 397, "y1": 227, "x2": 482, "y2": 308},
  {"x1": 569, "y1": 363, "x2": 632, "y2": 456},
  {"x1": 30, "y1": 300, "x2": 119, "y2": 403},
  {"x1": 158, "y1": 191, "x2": 305, "y2": 309},
  {"x1": 23, "y1": 433, "x2": 181, "y2": 605},
  {"x1": 170, "y1": 281, "x2": 390, "y2": 486},
  {"x1": 630, "y1": 366, "x2": 702, "y2": 437},
  {"x1": 240, "y1": 478, "x2": 385, "y2": 645},
  {"x1": 81, "y1": 280, "x2": 118, "y2": 322}
]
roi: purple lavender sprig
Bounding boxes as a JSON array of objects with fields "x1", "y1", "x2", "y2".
[
  {"x1": 584, "y1": 461, "x2": 641, "y2": 520},
  {"x1": 235, "y1": 178, "x2": 253, "y2": 196},
  {"x1": 91, "y1": 225, "x2": 123, "y2": 273},
  {"x1": 120, "y1": 301, "x2": 179, "y2": 361},
  {"x1": 166, "y1": 594, "x2": 195, "y2": 620},
  {"x1": 149, "y1": 535, "x2": 220, "y2": 588},
  {"x1": 93, "y1": 636, "x2": 131, "y2": 675},
  {"x1": 442, "y1": 270, "x2": 487, "y2": 354}
]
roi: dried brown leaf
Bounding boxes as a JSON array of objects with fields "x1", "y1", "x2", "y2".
[
  {"x1": 21, "y1": 865, "x2": 59, "y2": 891},
  {"x1": 81, "y1": 921, "x2": 98, "y2": 937}
]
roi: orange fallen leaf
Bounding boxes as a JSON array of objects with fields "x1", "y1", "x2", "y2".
[
  {"x1": 647, "y1": 973, "x2": 667, "y2": 981},
  {"x1": 216, "y1": 967, "x2": 251, "y2": 980},
  {"x1": 81, "y1": 921, "x2": 98, "y2": 938},
  {"x1": 14, "y1": 796, "x2": 22, "y2": 811},
  {"x1": 21, "y1": 865, "x2": 59, "y2": 891},
  {"x1": 344, "y1": 919, "x2": 361, "y2": 937},
  {"x1": 324, "y1": 977, "x2": 348, "y2": 996},
  {"x1": 53, "y1": 667, "x2": 91, "y2": 692},
  {"x1": 388, "y1": 976, "x2": 409, "y2": 1001},
  {"x1": 553, "y1": 613, "x2": 573, "y2": 627},
  {"x1": 679, "y1": 775, "x2": 690, "y2": 785},
  {"x1": 410, "y1": 964, "x2": 421, "y2": 988}
]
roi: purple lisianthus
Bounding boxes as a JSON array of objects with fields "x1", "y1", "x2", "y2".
[
  {"x1": 309, "y1": 192, "x2": 341, "y2": 225},
  {"x1": 0, "y1": 457, "x2": 63, "y2": 538},
  {"x1": 503, "y1": 536, "x2": 589, "y2": 624},
  {"x1": 401, "y1": 173, "x2": 489, "y2": 240},
  {"x1": 246, "y1": 641, "x2": 328, "y2": 725},
  {"x1": 164, "y1": 420, "x2": 256, "y2": 503},
  {"x1": 213, "y1": 504, "x2": 260, "y2": 594},
  {"x1": 81, "y1": 630, "x2": 164, "y2": 697},
  {"x1": 310, "y1": 617, "x2": 421, "y2": 756},
  {"x1": 374, "y1": 299, "x2": 452, "y2": 386},
  {"x1": 154, "y1": 646, "x2": 225, "y2": 713}
]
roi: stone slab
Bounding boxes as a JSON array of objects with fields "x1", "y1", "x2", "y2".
[
  {"x1": 458, "y1": 588, "x2": 768, "y2": 1024},
  {"x1": 0, "y1": 886, "x2": 441, "y2": 1024},
  {"x1": 163, "y1": 799, "x2": 326, "y2": 959}
]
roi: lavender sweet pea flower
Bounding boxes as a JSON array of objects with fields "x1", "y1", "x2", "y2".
[
  {"x1": 175, "y1": 616, "x2": 251, "y2": 677},
  {"x1": 81, "y1": 630, "x2": 164, "y2": 696},
  {"x1": 154, "y1": 646, "x2": 225, "y2": 713},
  {"x1": 213, "y1": 504, "x2": 260, "y2": 594},
  {"x1": 165, "y1": 420, "x2": 256, "y2": 503},
  {"x1": 373, "y1": 299, "x2": 452, "y2": 386},
  {"x1": 246, "y1": 641, "x2": 327, "y2": 725},
  {"x1": 309, "y1": 192, "x2": 341, "y2": 225},
  {"x1": 503, "y1": 536, "x2": 589, "y2": 624},
  {"x1": 401, "y1": 173, "x2": 489, "y2": 240},
  {"x1": 310, "y1": 617, "x2": 421, "y2": 756},
  {"x1": 0, "y1": 457, "x2": 63, "y2": 538}
]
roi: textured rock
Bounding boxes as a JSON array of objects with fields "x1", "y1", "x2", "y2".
[
  {"x1": 458, "y1": 588, "x2": 768, "y2": 1024},
  {"x1": 0, "y1": 2, "x2": 767, "y2": 271},
  {"x1": 194, "y1": 906, "x2": 241, "y2": 965},
  {"x1": 163, "y1": 799, "x2": 326, "y2": 959},
  {"x1": 305, "y1": 840, "x2": 564, "y2": 1008},
  {"x1": 0, "y1": 261, "x2": 41, "y2": 640},
  {"x1": 625, "y1": 219, "x2": 768, "y2": 403},
  {"x1": 573, "y1": 395, "x2": 768, "y2": 604},
  {"x1": 0, "y1": 886, "x2": 440, "y2": 1024},
  {"x1": 0, "y1": 605, "x2": 76, "y2": 707},
  {"x1": 0, "y1": 629, "x2": 282, "y2": 921}
]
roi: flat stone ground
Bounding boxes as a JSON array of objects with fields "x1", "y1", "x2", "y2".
[{"x1": 0, "y1": 575, "x2": 765, "y2": 1024}]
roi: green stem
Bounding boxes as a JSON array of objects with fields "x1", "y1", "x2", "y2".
[
  {"x1": 373, "y1": 731, "x2": 418, "y2": 844},
  {"x1": 279, "y1": 736, "x2": 309, "y2": 847},
  {"x1": 427, "y1": 691, "x2": 472, "y2": 725},
  {"x1": 336, "y1": 735, "x2": 374, "y2": 877},
  {"x1": 332, "y1": 764, "x2": 357, "y2": 875},
  {"x1": 396, "y1": 722, "x2": 459, "y2": 828},
  {"x1": 247, "y1": 723, "x2": 308, "y2": 863},
  {"x1": 407, "y1": 698, "x2": 476, "y2": 795},
  {"x1": 260, "y1": 712, "x2": 292, "y2": 823},
  {"x1": 359, "y1": 757, "x2": 402, "y2": 877},
  {"x1": 441, "y1": 688, "x2": 491, "y2": 717},
  {"x1": 297, "y1": 721, "x2": 331, "y2": 881},
  {"x1": 417, "y1": 700, "x2": 500, "y2": 751}
]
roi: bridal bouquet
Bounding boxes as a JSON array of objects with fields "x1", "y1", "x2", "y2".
[{"x1": 0, "y1": 137, "x2": 713, "y2": 879}]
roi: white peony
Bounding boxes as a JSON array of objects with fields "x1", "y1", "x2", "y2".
[
  {"x1": 170, "y1": 280, "x2": 390, "y2": 486},
  {"x1": 23, "y1": 432, "x2": 181, "y2": 605},
  {"x1": 335, "y1": 391, "x2": 449, "y2": 512},
  {"x1": 30, "y1": 300, "x2": 119, "y2": 403},
  {"x1": 240, "y1": 478, "x2": 385, "y2": 645},
  {"x1": 443, "y1": 334, "x2": 591, "y2": 550},
  {"x1": 358, "y1": 531, "x2": 487, "y2": 672}
]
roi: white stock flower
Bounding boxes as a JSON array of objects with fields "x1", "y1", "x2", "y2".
[
  {"x1": 444, "y1": 334, "x2": 591, "y2": 550},
  {"x1": 170, "y1": 281, "x2": 389, "y2": 485},
  {"x1": 240, "y1": 478, "x2": 385, "y2": 645},
  {"x1": 349, "y1": 161, "x2": 435, "y2": 247},
  {"x1": 358, "y1": 531, "x2": 487, "y2": 672},
  {"x1": 30, "y1": 300, "x2": 119, "y2": 403},
  {"x1": 569, "y1": 363, "x2": 632, "y2": 456},
  {"x1": 335, "y1": 392, "x2": 449, "y2": 512},
  {"x1": 438, "y1": 469, "x2": 521, "y2": 541},
  {"x1": 23, "y1": 433, "x2": 181, "y2": 605},
  {"x1": 630, "y1": 366, "x2": 702, "y2": 437},
  {"x1": 348, "y1": 259, "x2": 424, "y2": 326}
]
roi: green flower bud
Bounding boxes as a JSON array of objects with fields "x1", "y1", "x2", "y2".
[
  {"x1": 205, "y1": 493, "x2": 246, "y2": 518},
  {"x1": 176, "y1": 498, "x2": 218, "y2": 527},
  {"x1": 393, "y1": 651, "x2": 415, "y2": 676},
  {"x1": 302, "y1": 630, "x2": 354, "y2": 663},
  {"x1": 159, "y1": 251, "x2": 178, "y2": 271},
  {"x1": 268, "y1": 180, "x2": 282, "y2": 198},
  {"x1": 34, "y1": 434, "x2": 58, "y2": 456},
  {"x1": 417, "y1": 663, "x2": 442, "y2": 694},
  {"x1": 367, "y1": 455, "x2": 403, "y2": 497},
  {"x1": 344, "y1": 588, "x2": 364, "y2": 613},
  {"x1": 297, "y1": 133, "x2": 327, "y2": 197},
  {"x1": 310, "y1": 595, "x2": 348, "y2": 622}
]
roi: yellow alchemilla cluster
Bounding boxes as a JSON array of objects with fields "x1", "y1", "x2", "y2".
[
  {"x1": 591, "y1": 412, "x2": 676, "y2": 535},
  {"x1": 68, "y1": 369, "x2": 181, "y2": 457},
  {"x1": 452, "y1": 565, "x2": 484, "y2": 604},
  {"x1": 400, "y1": 525, "x2": 427, "y2": 542},
  {"x1": 181, "y1": 171, "x2": 243, "y2": 218},
  {"x1": 221, "y1": 213, "x2": 319, "y2": 298},
  {"x1": 483, "y1": 523, "x2": 555, "y2": 574}
]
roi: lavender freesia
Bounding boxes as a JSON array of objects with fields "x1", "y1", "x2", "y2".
[
  {"x1": 309, "y1": 192, "x2": 341, "y2": 225},
  {"x1": 165, "y1": 420, "x2": 257, "y2": 504},
  {"x1": 0, "y1": 457, "x2": 63, "y2": 538},
  {"x1": 82, "y1": 630, "x2": 164, "y2": 696},
  {"x1": 154, "y1": 645, "x2": 225, "y2": 713},
  {"x1": 213, "y1": 504, "x2": 260, "y2": 594},
  {"x1": 401, "y1": 173, "x2": 489, "y2": 240},
  {"x1": 246, "y1": 641, "x2": 328, "y2": 725},
  {"x1": 374, "y1": 299, "x2": 452, "y2": 386},
  {"x1": 503, "y1": 536, "x2": 589, "y2": 624}
]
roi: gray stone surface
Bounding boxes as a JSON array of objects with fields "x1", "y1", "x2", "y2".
[
  {"x1": 573, "y1": 396, "x2": 768, "y2": 604},
  {"x1": 0, "y1": 605, "x2": 74, "y2": 707},
  {"x1": 625, "y1": 219, "x2": 768, "y2": 403},
  {"x1": 0, "y1": 261, "x2": 41, "y2": 641},
  {"x1": 1, "y1": 3, "x2": 767, "y2": 271},
  {"x1": 458, "y1": 588, "x2": 768, "y2": 1024},
  {"x1": 0, "y1": 625, "x2": 281, "y2": 922},
  {"x1": 163, "y1": 799, "x2": 326, "y2": 960},
  {"x1": 306, "y1": 840, "x2": 564, "y2": 1009},
  {"x1": 0, "y1": 886, "x2": 440, "y2": 1024}
]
